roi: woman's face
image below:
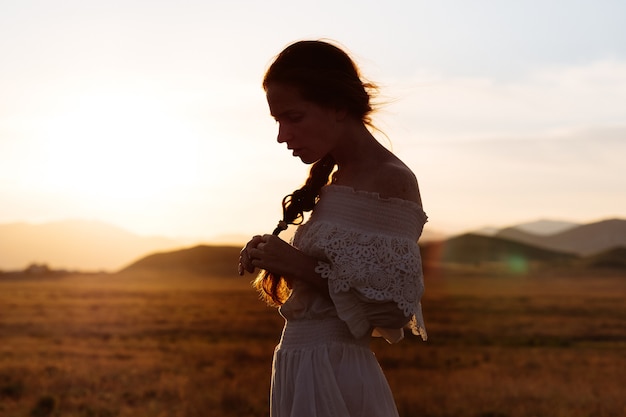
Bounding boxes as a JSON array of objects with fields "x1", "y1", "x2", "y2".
[{"x1": 266, "y1": 82, "x2": 341, "y2": 164}]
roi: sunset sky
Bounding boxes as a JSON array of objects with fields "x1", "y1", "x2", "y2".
[{"x1": 1, "y1": 0, "x2": 625, "y2": 243}]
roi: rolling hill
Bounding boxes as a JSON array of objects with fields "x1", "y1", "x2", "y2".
[
  {"x1": 117, "y1": 227, "x2": 626, "y2": 279},
  {"x1": 510, "y1": 219, "x2": 580, "y2": 235},
  {"x1": 495, "y1": 218, "x2": 626, "y2": 256},
  {"x1": 121, "y1": 234, "x2": 586, "y2": 280},
  {"x1": 419, "y1": 233, "x2": 578, "y2": 266},
  {"x1": 118, "y1": 245, "x2": 241, "y2": 277}
]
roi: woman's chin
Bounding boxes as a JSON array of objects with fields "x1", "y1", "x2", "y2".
[{"x1": 297, "y1": 154, "x2": 317, "y2": 164}]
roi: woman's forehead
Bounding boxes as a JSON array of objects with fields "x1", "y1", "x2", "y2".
[{"x1": 266, "y1": 83, "x2": 307, "y2": 114}]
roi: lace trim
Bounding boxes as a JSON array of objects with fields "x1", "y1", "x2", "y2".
[{"x1": 296, "y1": 221, "x2": 427, "y2": 340}]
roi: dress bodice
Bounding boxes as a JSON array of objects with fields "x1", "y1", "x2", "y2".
[{"x1": 279, "y1": 184, "x2": 428, "y2": 343}]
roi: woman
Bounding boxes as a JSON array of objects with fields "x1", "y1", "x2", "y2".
[{"x1": 238, "y1": 40, "x2": 427, "y2": 417}]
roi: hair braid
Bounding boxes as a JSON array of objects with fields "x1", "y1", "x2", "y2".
[{"x1": 254, "y1": 155, "x2": 336, "y2": 305}]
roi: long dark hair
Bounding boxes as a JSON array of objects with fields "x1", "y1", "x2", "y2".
[{"x1": 254, "y1": 40, "x2": 377, "y2": 306}]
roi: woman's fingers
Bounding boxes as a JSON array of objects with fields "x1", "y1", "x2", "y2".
[
  {"x1": 242, "y1": 250, "x2": 256, "y2": 274},
  {"x1": 249, "y1": 235, "x2": 291, "y2": 271},
  {"x1": 249, "y1": 236, "x2": 273, "y2": 261},
  {"x1": 238, "y1": 235, "x2": 264, "y2": 275},
  {"x1": 238, "y1": 234, "x2": 291, "y2": 275}
]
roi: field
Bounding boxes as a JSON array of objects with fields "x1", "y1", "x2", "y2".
[{"x1": 1, "y1": 266, "x2": 625, "y2": 417}]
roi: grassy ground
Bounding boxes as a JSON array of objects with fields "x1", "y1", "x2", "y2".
[{"x1": 1, "y1": 267, "x2": 624, "y2": 417}]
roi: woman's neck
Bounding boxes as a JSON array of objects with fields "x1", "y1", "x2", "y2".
[
  {"x1": 331, "y1": 123, "x2": 380, "y2": 165},
  {"x1": 329, "y1": 122, "x2": 393, "y2": 185}
]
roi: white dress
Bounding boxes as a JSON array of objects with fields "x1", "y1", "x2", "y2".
[{"x1": 270, "y1": 185, "x2": 428, "y2": 417}]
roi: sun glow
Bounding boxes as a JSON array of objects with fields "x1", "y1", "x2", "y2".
[{"x1": 34, "y1": 90, "x2": 203, "y2": 202}]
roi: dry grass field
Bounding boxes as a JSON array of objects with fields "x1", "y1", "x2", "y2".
[{"x1": 1, "y1": 265, "x2": 625, "y2": 417}]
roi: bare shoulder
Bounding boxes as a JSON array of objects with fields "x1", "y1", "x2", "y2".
[{"x1": 370, "y1": 161, "x2": 423, "y2": 206}]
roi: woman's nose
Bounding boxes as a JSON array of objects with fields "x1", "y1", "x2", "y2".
[{"x1": 277, "y1": 123, "x2": 291, "y2": 143}]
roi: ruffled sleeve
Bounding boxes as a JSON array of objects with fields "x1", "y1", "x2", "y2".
[{"x1": 293, "y1": 185, "x2": 428, "y2": 343}]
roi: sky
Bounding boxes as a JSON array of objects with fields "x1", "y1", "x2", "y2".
[{"x1": 1, "y1": 0, "x2": 625, "y2": 243}]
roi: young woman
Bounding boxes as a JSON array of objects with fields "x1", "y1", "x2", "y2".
[{"x1": 238, "y1": 40, "x2": 428, "y2": 417}]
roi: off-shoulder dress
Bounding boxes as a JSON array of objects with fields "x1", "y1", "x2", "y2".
[{"x1": 270, "y1": 184, "x2": 428, "y2": 417}]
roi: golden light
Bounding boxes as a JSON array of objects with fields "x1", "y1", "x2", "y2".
[{"x1": 35, "y1": 90, "x2": 203, "y2": 203}]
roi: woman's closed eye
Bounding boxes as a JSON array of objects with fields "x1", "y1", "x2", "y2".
[{"x1": 275, "y1": 112, "x2": 304, "y2": 124}]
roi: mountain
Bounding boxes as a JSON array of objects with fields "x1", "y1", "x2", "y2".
[
  {"x1": 0, "y1": 220, "x2": 187, "y2": 271},
  {"x1": 472, "y1": 220, "x2": 579, "y2": 237},
  {"x1": 118, "y1": 245, "x2": 240, "y2": 277},
  {"x1": 496, "y1": 218, "x2": 626, "y2": 256},
  {"x1": 420, "y1": 233, "x2": 578, "y2": 266},
  {"x1": 512, "y1": 219, "x2": 580, "y2": 235}
]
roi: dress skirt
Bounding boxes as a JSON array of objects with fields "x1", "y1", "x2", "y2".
[{"x1": 270, "y1": 318, "x2": 400, "y2": 417}]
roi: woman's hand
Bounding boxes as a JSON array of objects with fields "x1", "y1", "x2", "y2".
[
  {"x1": 247, "y1": 234, "x2": 305, "y2": 278},
  {"x1": 238, "y1": 234, "x2": 327, "y2": 291},
  {"x1": 238, "y1": 234, "x2": 300, "y2": 277},
  {"x1": 238, "y1": 235, "x2": 264, "y2": 276}
]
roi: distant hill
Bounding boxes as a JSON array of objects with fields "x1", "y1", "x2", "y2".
[
  {"x1": 117, "y1": 234, "x2": 622, "y2": 279},
  {"x1": 0, "y1": 220, "x2": 187, "y2": 271},
  {"x1": 420, "y1": 233, "x2": 578, "y2": 266},
  {"x1": 119, "y1": 245, "x2": 240, "y2": 277},
  {"x1": 123, "y1": 236, "x2": 576, "y2": 278},
  {"x1": 119, "y1": 234, "x2": 578, "y2": 277},
  {"x1": 471, "y1": 220, "x2": 580, "y2": 237},
  {"x1": 512, "y1": 219, "x2": 580, "y2": 235},
  {"x1": 496, "y1": 218, "x2": 626, "y2": 256}
]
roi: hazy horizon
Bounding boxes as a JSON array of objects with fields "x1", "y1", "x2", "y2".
[
  {"x1": 2, "y1": 216, "x2": 624, "y2": 272},
  {"x1": 1, "y1": 1, "x2": 625, "y2": 240}
]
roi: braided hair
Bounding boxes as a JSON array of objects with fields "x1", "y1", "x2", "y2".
[
  {"x1": 253, "y1": 155, "x2": 335, "y2": 305},
  {"x1": 253, "y1": 40, "x2": 376, "y2": 305}
]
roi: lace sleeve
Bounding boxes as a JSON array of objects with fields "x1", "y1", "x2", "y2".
[{"x1": 303, "y1": 223, "x2": 427, "y2": 342}]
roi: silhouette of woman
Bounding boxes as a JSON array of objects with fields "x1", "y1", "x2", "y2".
[{"x1": 238, "y1": 40, "x2": 427, "y2": 417}]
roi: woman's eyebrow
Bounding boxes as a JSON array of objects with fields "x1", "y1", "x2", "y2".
[{"x1": 272, "y1": 110, "x2": 300, "y2": 120}]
